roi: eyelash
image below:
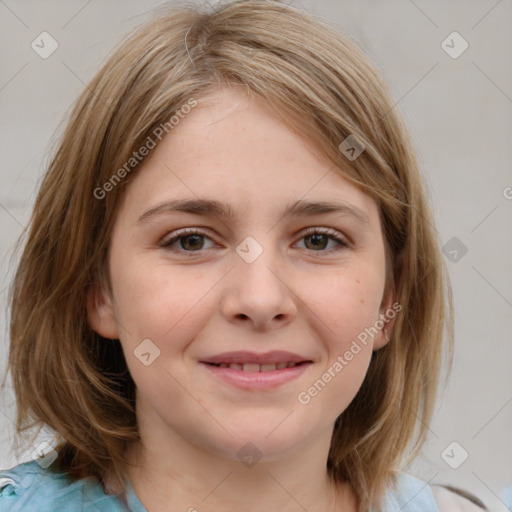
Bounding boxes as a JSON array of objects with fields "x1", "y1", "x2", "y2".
[{"x1": 159, "y1": 227, "x2": 349, "y2": 256}]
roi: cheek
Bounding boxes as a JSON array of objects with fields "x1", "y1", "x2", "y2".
[
  {"x1": 296, "y1": 270, "x2": 379, "y2": 416},
  {"x1": 303, "y1": 262, "x2": 385, "y2": 345},
  {"x1": 112, "y1": 267, "x2": 166, "y2": 336},
  {"x1": 109, "y1": 252, "x2": 214, "y2": 353}
]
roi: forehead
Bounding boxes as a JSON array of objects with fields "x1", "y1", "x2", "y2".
[{"x1": 119, "y1": 86, "x2": 380, "y2": 226}]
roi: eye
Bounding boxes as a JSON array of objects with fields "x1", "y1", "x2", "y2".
[
  {"x1": 159, "y1": 227, "x2": 349, "y2": 255},
  {"x1": 160, "y1": 228, "x2": 215, "y2": 253},
  {"x1": 295, "y1": 227, "x2": 349, "y2": 254}
]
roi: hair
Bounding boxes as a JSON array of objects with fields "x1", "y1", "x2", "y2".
[{"x1": 2, "y1": 1, "x2": 454, "y2": 510}]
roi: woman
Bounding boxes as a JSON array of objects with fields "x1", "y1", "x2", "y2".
[{"x1": 0, "y1": 1, "x2": 487, "y2": 510}]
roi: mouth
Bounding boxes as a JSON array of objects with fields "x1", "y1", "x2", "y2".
[
  {"x1": 199, "y1": 351, "x2": 313, "y2": 390},
  {"x1": 203, "y1": 361, "x2": 310, "y2": 372}
]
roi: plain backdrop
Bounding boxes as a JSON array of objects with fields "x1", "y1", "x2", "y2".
[{"x1": 0, "y1": 1, "x2": 511, "y2": 510}]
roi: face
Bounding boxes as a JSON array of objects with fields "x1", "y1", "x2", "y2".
[{"x1": 88, "y1": 86, "x2": 396, "y2": 463}]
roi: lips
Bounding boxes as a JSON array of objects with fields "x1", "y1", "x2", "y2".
[
  {"x1": 200, "y1": 350, "x2": 313, "y2": 390},
  {"x1": 200, "y1": 351, "x2": 312, "y2": 372},
  {"x1": 208, "y1": 361, "x2": 305, "y2": 372}
]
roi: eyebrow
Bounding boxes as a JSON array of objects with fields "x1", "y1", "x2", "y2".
[{"x1": 137, "y1": 198, "x2": 371, "y2": 228}]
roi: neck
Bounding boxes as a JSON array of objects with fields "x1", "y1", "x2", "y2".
[
  {"x1": 119, "y1": 394, "x2": 359, "y2": 512},
  {"x1": 122, "y1": 432, "x2": 357, "y2": 512}
]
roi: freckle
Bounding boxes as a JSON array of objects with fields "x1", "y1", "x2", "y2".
[{"x1": 360, "y1": 299, "x2": 364, "y2": 304}]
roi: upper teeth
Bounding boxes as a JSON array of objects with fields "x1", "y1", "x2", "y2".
[{"x1": 216, "y1": 362, "x2": 299, "y2": 372}]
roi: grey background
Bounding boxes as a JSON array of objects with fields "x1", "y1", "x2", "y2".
[{"x1": 0, "y1": 1, "x2": 511, "y2": 510}]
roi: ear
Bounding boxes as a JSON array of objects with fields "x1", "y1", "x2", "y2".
[
  {"x1": 373, "y1": 268, "x2": 401, "y2": 351},
  {"x1": 87, "y1": 284, "x2": 119, "y2": 339}
]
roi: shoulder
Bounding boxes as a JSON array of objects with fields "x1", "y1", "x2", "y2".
[
  {"x1": 378, "y1": 473, "x2": 485, "y2": 512},
  {"x1": 0, "y1": 459, "x2": 128, "y2": 511},
  {"x1": 379, "y1": 473, "x2": 441, "y2": 511},
  {"x1": 431, "y1": 485, "x2": 487, "y2": 512}
]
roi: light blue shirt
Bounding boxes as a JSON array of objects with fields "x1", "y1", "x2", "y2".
[
  {"x1": 504, "y1": 485, "x2": 512, "y2": 510},
  {"x1": 0, "y1": 459, "x2": 441, "y2": 511}
]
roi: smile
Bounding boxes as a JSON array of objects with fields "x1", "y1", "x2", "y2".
[
  {"x1": 200, "y1": 361, "x2": 313, "y2": 390},
  {"x1": 205, "y1": 362, "x2": 305, "y2": 372}
]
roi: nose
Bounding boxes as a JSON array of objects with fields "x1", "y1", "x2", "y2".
[{"x1": 220, "y1": 244, "x2": 297, "y2": 331}]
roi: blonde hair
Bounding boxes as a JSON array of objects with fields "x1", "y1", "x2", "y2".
[{"x1": 2, "y1": 1, "x2": 454, "y2": 510}]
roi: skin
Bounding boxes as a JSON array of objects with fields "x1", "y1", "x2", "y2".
[{"x1": 88, "y1": 85, "x2": 398, "y2": 512}]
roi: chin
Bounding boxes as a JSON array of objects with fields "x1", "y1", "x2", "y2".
[{"x1": 206, "y1": 422, "x2": 314, "y2": 463}]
